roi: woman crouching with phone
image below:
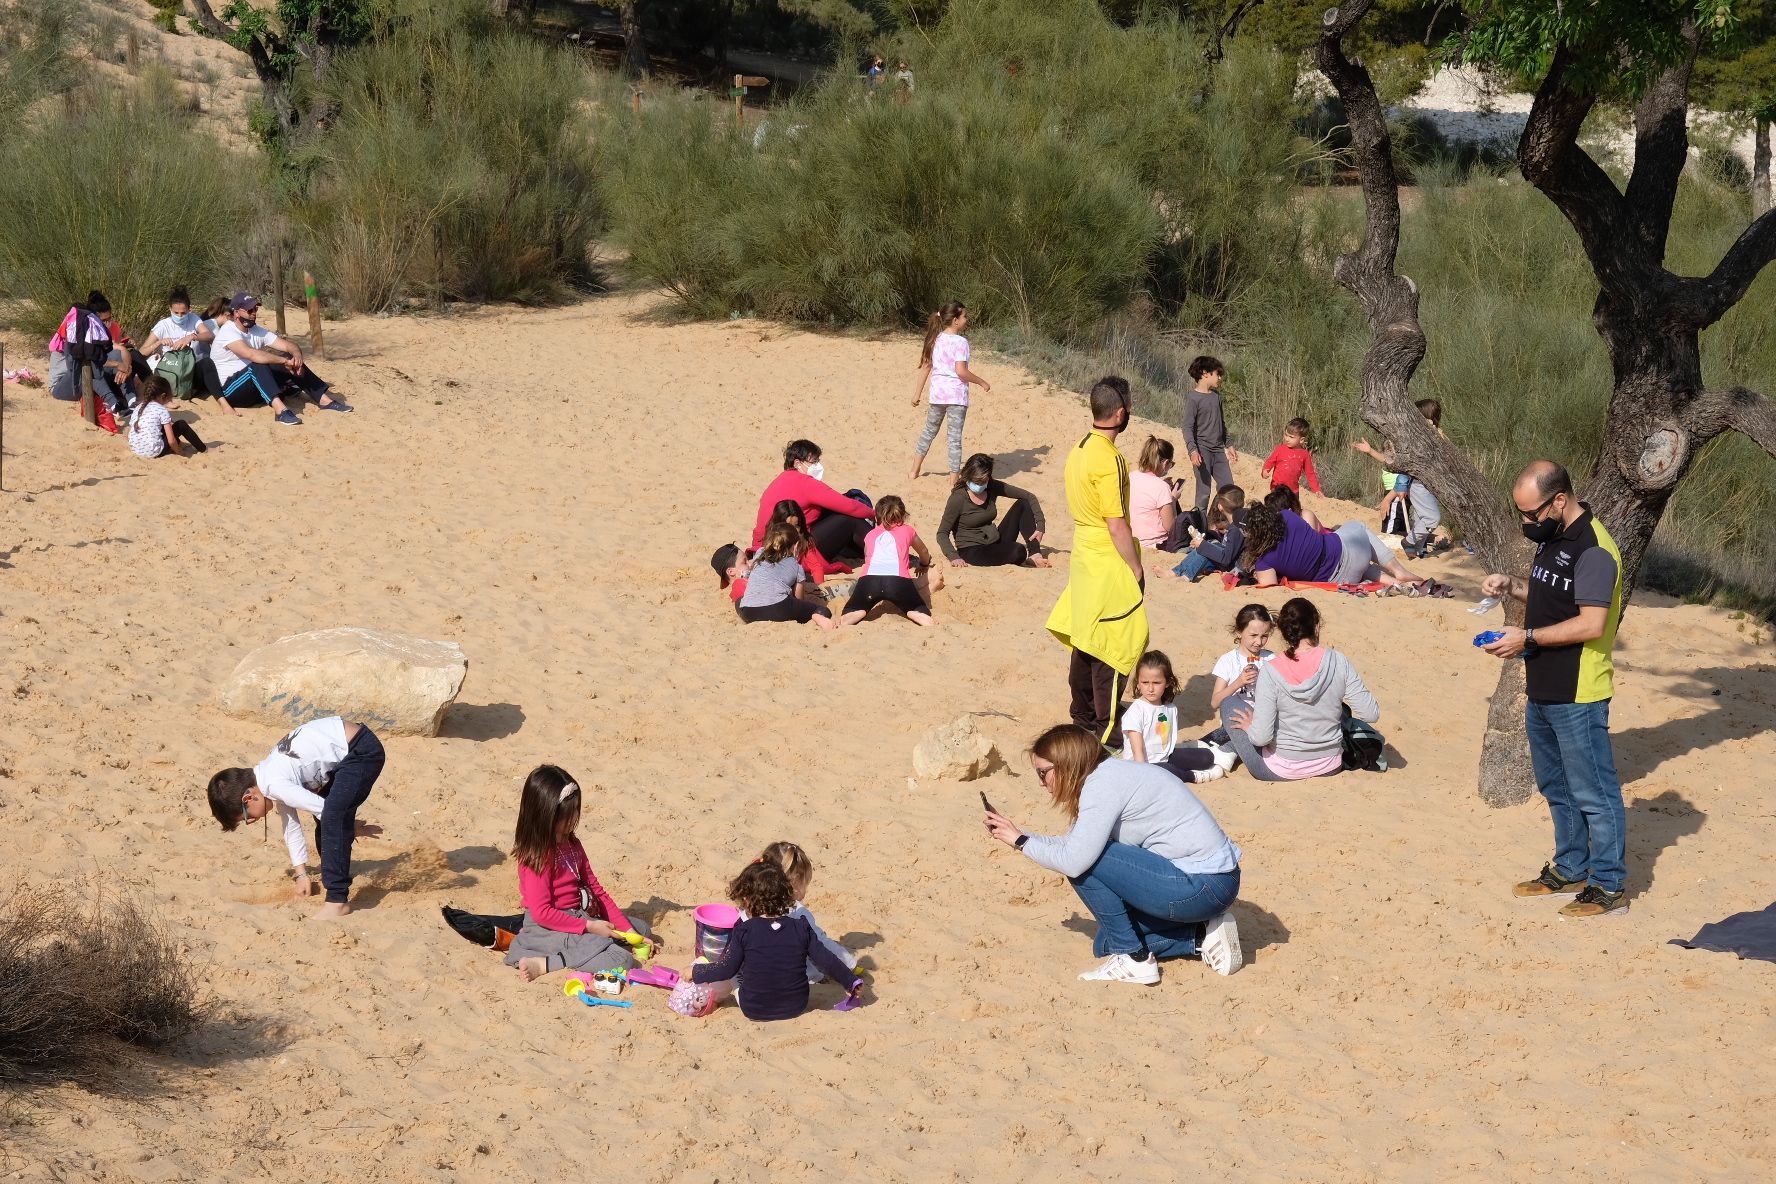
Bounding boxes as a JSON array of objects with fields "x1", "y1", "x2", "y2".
[{"x1": 983, "y1": 724, "x2": 1244, "y2": 984}]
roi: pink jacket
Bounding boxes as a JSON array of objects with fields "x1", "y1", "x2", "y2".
[
  {"x1": 518, "y1": 838, "x2": 633, "y2": 936},
  {"x1": 752, "y1": 470, "x2": 872, "y2": 550}
]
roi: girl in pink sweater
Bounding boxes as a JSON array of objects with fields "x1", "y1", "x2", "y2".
[{"x1": 505, "y1": 764, "x2": 655, "y2": 982}]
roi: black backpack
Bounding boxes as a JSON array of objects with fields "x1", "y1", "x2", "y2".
[{"x1": 1341, "y1": 712, "x2": 1388, "y2": 772}]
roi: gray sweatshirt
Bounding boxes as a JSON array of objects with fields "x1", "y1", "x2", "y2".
[
  {"x1": 1181, "y1": 388, "x2": 1228, "y2": 457},
  {"x1": 1022, "y1": 759, "x2": 1241, "y2": 878},
  {"x1": 1244, "y1": 647, "x2": 1379, "y2": 763}
]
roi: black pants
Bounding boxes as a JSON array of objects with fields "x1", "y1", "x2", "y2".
[
  {"x1": 196, "y1": 356, "x2": 224, "y2": 401},
  {"x1": 812, "y1": 512, "x2": 872, "y2": 566},
  {"x1": 1160, "y1": 745, "x2": 1216, "y2": 780},
  {"x1": 1069, "y1": 649, "x2": 1126, "y2": 749},
  {"x1": 155, "y1": 421, "x2": 207, "y2": 455},
  {"x1": 316, "y1": 727, "x2": 386, "y2": 905},
  {"x1": 844, "y1": 575, "x2": 929, "y2": 616},
  {"x1": 957, "y1": 499, "x2": 1040, "y2": 567},
  {"x1": 738, "y1": 596, "x2": 831, "y2": 624}
]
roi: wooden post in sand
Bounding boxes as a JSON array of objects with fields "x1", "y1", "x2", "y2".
[
  {"x1": 630, "y1": 85, "x2": 642, "y2": 115},
  {"x1": 303, "y1": 271, "x2": 325, "y2": 359},
  {"x1": 732, "y1": 75, "x2": 769, "y2": 134},
  {"x1": 79, "y1": 357, "x2": 99, "y2": 428},
  {"x1": 274, "y1": 240, "x2": 288, "y2": 335}
]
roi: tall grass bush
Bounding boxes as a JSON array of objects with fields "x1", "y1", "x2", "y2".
[
  {"x1": 292, "y1": 0, "x2": 602, "y2": 313},
  {"x1": 600, "y1": 0, "x2": 1310, "y2": 341},
  {"x1": 0, "y1": 77, "x2": 257, "y2": 338}
]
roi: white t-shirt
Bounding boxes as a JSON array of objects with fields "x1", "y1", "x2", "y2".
[
  {"x1": 151, "y1": 312, "x2": 203, "y2": 357},
  {"x1": 1121, "y1": 698, "x2": 1180, "y2": 762},
  {"x1": 253, "y1": 717, "x2": 351, "y2": 867},
  {"x1": 928, "y1": 333, "x2": 970, "y2": 405},
  {"x1": 128, "y1": 401, "x2": 172, "y2": 458},
  {"x1": 1213, "y1": 647, "x2": 1277, "y2": 692},
  {"x1": 211, "y1": 320, "x2": 279, "y2": 385}
]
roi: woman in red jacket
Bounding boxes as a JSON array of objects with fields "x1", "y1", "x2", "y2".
[{"x1": 752, "y1": 439, "x2": 874, "y2": 564}]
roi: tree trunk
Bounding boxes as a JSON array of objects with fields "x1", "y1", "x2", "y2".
[
  {"x1": 621, "y1": 0, "x2": 649, "y2": 79},
  {"x1": 1318, "y1": 2, "x2": 1538, "y2": 805},
  {"x1": 1756, "y1": 118, "x2": 1772, "y2": 216}
]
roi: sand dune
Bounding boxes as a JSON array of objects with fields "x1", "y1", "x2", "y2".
[{"x1": 1, "y1": 291, "x2": 1772, "y2": 1181}]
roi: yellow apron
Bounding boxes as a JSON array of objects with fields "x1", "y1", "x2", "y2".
[{"x1": 1046, "y1": 434, "x2": 1149, "y2": 678}]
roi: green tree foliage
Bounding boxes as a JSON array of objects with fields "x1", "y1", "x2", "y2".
[
  {"x1": 1454, "y1": 0, "x2": 1742, "y2": 92},
  {"x1": 189, "y1": 0, "x2": 378, "y2": 137},
  {"x1": 290, "y1": 0, "x2": 602, "y2": 312},
  {"x1": 1694, "y1": 0, "x2": 1776, "y2": 120}
]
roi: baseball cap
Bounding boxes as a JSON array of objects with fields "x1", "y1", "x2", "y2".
[
  {"x1": 710, "y1": 542, "x2": 740, "y2": 588},
  {"x1": 229, "y1": 291, "x2": 261, "y2": 311}
]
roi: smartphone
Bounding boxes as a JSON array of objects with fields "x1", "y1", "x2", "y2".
[{"x1": 979, "y1": 790, "x2": 997, "y2": 814}]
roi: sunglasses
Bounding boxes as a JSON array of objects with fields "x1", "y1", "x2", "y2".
[
  {"x1": 1033, "y1": 763, "x2": 1056, "y2": 783},
  {"x1": 1517, "y1": 492, "x2": 1559, "y2": 522}
]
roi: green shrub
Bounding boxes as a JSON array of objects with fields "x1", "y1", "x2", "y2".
[
  {"x1": 292, "y1": 0, "x2": 602, "y2": 313},
  {"x1": 0, "y1": 81, "x2": 258, "y2": 338},
  {"x1": 601, "y1": 0, "x2": 1306, "y2": 340}
]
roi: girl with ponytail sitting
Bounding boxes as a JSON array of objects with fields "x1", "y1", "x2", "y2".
[{"x1": 1223, "y1": 597, "x2": 1379, "y2": 782}]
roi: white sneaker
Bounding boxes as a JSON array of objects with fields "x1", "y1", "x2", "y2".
[
  {"x1": 1191, "y1": 763, "x2": 1227, "y2": 783},
  {"x1": 1209, "y1": 742, "x2": 1238, "y2": 773},
  {"x1": 1077, "y1": 952, "x2": 1160, "y2": 984},
  {"x1": 1200, "y1": 911, "x2": 1243, "y2": 976}
]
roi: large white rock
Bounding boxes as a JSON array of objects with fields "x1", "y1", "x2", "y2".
[
  {"x1": 912, "y1": 716, "x2": 998, "y2": 782},
  {"x1": 218, "y1": 627, "x2": 468, "y2": 737}
]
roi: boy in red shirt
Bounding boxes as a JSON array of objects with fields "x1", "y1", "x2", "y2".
[{"x1": 1261, "y1": 417, "x2": 1322, "y2": 496}]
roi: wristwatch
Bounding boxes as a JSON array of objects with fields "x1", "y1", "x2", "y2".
[
  {"x1": 1014, "y1": 834, "x2": 1029, "y2": 849},
  {"x1": 1525, "y1": 627, "x2": 1537, "y2": 649}
]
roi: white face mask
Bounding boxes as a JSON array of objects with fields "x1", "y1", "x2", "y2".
[{"x1": 806, "y1": 462, "x2": 825, "y2": 482}]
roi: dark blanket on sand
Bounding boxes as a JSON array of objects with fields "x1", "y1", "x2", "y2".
[{"x1": 1669, "y1": 902, "x2": 1776, "y2": 963}]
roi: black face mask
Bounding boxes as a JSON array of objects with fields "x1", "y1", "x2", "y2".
[{"x1": 1521, "y1": 517, "x2": 1561, "y2": 544}]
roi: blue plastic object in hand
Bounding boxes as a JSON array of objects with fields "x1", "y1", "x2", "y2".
[{"x1": 1473, "y1": 630, "x2": 1506, "y2": 647}]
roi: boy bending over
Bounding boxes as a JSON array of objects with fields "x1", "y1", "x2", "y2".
[{"x1": 207, "y1": 717, "x2": 385, "y2": 918}]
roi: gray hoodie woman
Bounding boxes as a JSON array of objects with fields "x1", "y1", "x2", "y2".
[{"x1": 1225, "y1": 597, "x2": 1378, "y2": 781}]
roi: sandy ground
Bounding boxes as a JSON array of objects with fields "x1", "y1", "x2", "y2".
[{"x1": 1, "y1": 291, "x2": 1773, "y2": 1182}]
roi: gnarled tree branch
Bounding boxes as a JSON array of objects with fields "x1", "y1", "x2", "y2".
[
  {"x1": 1623, "y1": 23, "x2": 1700, "y2": 260},
  {"x1": 1519, "y1": 47, "x2": 1660, "y2": 300},
  {"x1": 1315, "y1": 2, "x2": 1515, "y2": 574},
  {"x1": 1677, "y1": 207, "x2": 1776, "y2": 329},
  {"x1": 1689, "y1": 386, "x2": 1776, "y2": 455}
]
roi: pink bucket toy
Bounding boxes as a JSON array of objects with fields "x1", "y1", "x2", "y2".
[{"x1": 693, "y1": 903, "x2": 740, "y2": 962}]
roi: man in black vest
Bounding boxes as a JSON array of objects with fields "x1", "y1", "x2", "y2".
[{"x1": 1481, "y1": 461, "x2": 1627, "y2": 918}]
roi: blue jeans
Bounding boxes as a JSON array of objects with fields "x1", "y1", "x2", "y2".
[
  {"x1": 1171, "y1": 548, "x2": 1220, "y2": 582},
  {"x1": 1525, "y1": 699, "x2": 1626, "y2": 893},
  {"x1": 1068, "y1": 842, "x2": 1240, "y2": 959},
  {"x1": 316, "y1": 727, "x2": 386, "y2": 904}
]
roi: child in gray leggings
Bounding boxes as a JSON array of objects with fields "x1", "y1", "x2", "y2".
[{"x1": 908, "y1": 301, "x2": 991, "y2": 479}]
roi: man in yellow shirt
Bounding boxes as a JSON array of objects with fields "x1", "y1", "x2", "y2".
[{"x1": 1047, "y1": 377, "x2": 1149, "y2": 746}]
